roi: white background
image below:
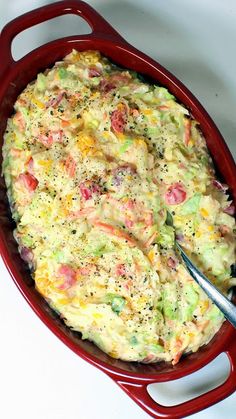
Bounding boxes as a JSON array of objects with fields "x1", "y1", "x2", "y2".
[{"x1": 0, "y1": 1, "x2": 235, "y2": 418}]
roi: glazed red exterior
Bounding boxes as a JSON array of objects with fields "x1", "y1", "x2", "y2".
[{"x1": 0, "y1": 2, "x2": 236, "y2": 418}]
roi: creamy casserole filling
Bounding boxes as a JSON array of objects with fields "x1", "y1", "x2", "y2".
[{"x1": 2, "y1": 50, "x2": 236, "y2": 364}]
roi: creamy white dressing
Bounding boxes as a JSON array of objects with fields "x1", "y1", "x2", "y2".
[{"x1": 2, "y1": 50, "x2": 235, "y2": 364}]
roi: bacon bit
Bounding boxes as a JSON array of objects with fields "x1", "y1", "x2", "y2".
[
  {"x1": 65, "y1": 155, "x2": 76, "y2": 178},
  {"x1": 88, "y1": 67, "x2": 101, "y2": 77},
  {"x1": 57, "y1": 264, "x2": 76, "y2": 290},
  {"x1": 20, "y1": 247, "x2": 34, "y2": 263},
  {"x1": 116, "y1": 264, "x2": 127, "y2": 276},
  {"x1": 165, "y1": 182, "x2": 186, "y2": 205},
  {"x1": 110, "y1": 73, "x2": 131, "y2": 85},
  {"x1": 38, "y1": 134, "x2": 53, "y2": 148},
  {"x1": 219, "y1": 224, "x2": 231, "y2": 236},
  {"x1": 101, "y1": 73, "x2": 131, "y2": 93},
  {"x1": 38, "y1": 130, "x2": 63, "y2": 147},
  {"x1": 77, "y1": 267, "x2": 90, "y2": 276},
  {"x1": 14, "y1": 111, "x2": 25, "y2": 131},
  {"x1": 18, "y1": 172, "x2": 38, "y2": 191},
  {"x1": 100, "y1": 79, "x2": 116, "y2": 93},
  {"x1": 123, "y1": 199, "x2": 135, "y2": 211},
  {"x1": 125, "y1": 219, "x2": 134, "y2": 228},
  {"x1": 184, "y1": 119, "x2": 191, "y2": 146},
  {"x1": 223, "y1": 203, "x2": 235, "y2": 215},
  {"x1": 111, "y1": 106, "x2": 127, "y2": 133},
  {"x1": 49, "y1": 129, "x2": 63, "y2": 143},
  {"x1": 79, "y1": 181, "x2": 101, "y2": 200},
  {"x1": 144, "y1": 231, "x2": 157, "y2": 248},
  {"x1": 167, "y1": 257, "x2": 178, "y2": 269},
  {"x1": 46, "y1": 91, "x2": 65, "y2": 108},
  {"x1": 26, "y1": 157, "x2": 34, "y2": 174},
  {"x1": 115, "y1": 264, "x2": 133, "y2": 288},
  {"x1": 80, "y1": 183, "x2": 92, "y2": 200},
  {"x1": 212, "y1": 179, "x2": 228, "y2": 192}
]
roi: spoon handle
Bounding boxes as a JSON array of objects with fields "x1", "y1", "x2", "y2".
[{"x1": 176, "y1": 242, "x2": 236, "y2": 328}]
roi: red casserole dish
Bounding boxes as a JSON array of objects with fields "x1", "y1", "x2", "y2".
[{"x1": 0, "y1": 1, "x2": 235, "y2": 417}]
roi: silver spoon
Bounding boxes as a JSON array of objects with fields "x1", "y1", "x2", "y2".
[{"x1": 166, "y1": 211, "x2": 236, "y2": 328}]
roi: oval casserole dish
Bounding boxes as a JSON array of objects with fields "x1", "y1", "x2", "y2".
[{"x1": 0, "y1": 2, "x2": 236, "y2": 418}]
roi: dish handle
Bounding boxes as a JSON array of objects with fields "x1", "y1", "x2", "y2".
[
  {"x1": 113, "y1": 339, "x2": 236, "y2": 419},
  {"x1": 0, "y1": 0, "x2": 127, "y2": 77}
]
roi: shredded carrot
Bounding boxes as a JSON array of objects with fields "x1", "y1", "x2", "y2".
[
  {"x1": 65, "y1": 155, "x2": 76, "y2": 178},
  {"x1": 184, "y1": 118, "x2": 191, "y2": 146},
  {"x1": 134, "y1": 258, "x2": 142, "y2": 274},
  {"x1": 61, "y1": 119, "x2": 70, "y2": 127},
  {"x1": 158, "y1": 105, "x2": 169, "y2": 111},
  {"x1": 144, "y1": 231, "x2": 157, "y2": 248},
  {"x1": 69, "y1": 207, "x2": 95, "y2": 218},
  {"x1": 93, "y1": 221, "x2": 138, "y2": 247},
  {"x1": 172, "y1": 350, "x2": 183, "y2": 365}
]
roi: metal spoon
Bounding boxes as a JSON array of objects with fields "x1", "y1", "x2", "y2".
[{"x1": 166, "y1": 211, "x2": 236, "y2": 328}]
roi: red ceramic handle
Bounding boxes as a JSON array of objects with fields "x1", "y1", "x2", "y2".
[
  {"x1": 0, "y1": 0, "x2": 126, "y2": 71},
  {"x1": 116, "y1": 339, "x2": 236, "y2": 418}
]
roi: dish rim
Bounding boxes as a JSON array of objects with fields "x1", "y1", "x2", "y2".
[{"x1": 0, "y1": 1, "x2": 235, "y2": 417}]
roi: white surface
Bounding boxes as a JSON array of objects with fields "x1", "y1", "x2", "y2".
[{"x1": 0, "y1": 1, "x2": 235, "y2": 418}]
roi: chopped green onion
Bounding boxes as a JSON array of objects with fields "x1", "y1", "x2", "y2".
[
  {"x1": 111, "y1": 296, "x2": 126, "y2": 314},
  {"x1": 58, "y1": 67, "x2": 68, "y2": 79},
  {"x1": 180, "y1": 193, "x2": 201, "y2": 215},
  {"x1": 119, "y1": 138, "x2": 133, "y2": 154},
  {"x1": 130, "y1": 336, "x2": 138, "y2": 345}
]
